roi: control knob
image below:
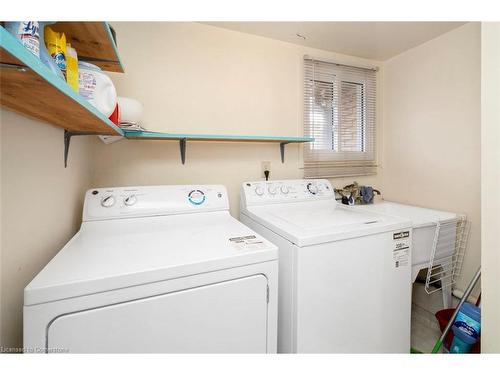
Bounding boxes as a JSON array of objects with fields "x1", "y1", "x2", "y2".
[
  {"x1": 280, "y1": 185, "x2": 289, "y2": 194},
  {"x1": 188, "y1": 190, "x2": 206, "y2": 205},
  {"x1": 254, "y1": 186, "x2": 265, "y2": 196},
  {"x1": 124, "y1": 195, "x2": 137, "y2": 206},
  {"x1": 307, "y1": 183, "x2": 319, "y2": 195},
  {"x1": 101, "y1": 195, "x2": 115, "y2": 208},
  {"x1": 268, "y1": 185, "x2": 277, "y2": 195}
]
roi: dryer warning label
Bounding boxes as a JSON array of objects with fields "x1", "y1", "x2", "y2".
[
  {"x1": 393, "y1": 231, "x2": 410, "y2": 268},
  {"x1": 229, "y1": 235, "x2": 268, "y2": 251}
]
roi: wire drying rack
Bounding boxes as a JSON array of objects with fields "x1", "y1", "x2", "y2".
[{"x1": 425, "y1": 215, "x2": 470, "y2": 295}]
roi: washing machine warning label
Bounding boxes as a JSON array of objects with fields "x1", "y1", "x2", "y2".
[
  {"x1": 229, "y1": 235, "x2": 267, "y2": 251},
  {"x1": 393, "y1": 231, "x2": 410, "y2": 268}
]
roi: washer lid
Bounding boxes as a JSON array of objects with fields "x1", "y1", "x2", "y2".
[
  {"x1": 242, "y1": 200, "x2": 412, "y2": 247},
  {"x1": 24, "y1": 211, "x2": 277, "y2": 306},
  {"x1": 352, "y1": 201, "x2": 458, "y2": 228}
]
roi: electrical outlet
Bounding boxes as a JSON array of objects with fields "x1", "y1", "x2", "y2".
[{"x1": 261, "y1": 161, "x2": 271, "y2": 177}]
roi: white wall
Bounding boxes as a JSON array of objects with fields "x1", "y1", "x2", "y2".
[
  {"x1": 481, "y1": 22, "x2": 500, "y2": 353},
  {"x1": 94, "y1": 22, "x2": 383, "y2": 217},
  {"x1": 0, "y1": 110, "x2": 93, "y2": 349},
  {"x1": 382, "y1": 23, "x2": 481, "y2": 296}
]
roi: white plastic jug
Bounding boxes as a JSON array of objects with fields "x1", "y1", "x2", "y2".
[{"x1": 78, "y1": 62, "x2": 117, "y2": 118}]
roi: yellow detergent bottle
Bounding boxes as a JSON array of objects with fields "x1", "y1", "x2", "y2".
[
  {"x1": 66, "y1": 44, "x2": 79, "y2": 92},
  {"x1": 45, "y1": 27, "x2": 67, "y2": 79}
]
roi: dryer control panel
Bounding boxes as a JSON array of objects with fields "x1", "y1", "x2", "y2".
[
  {"x1": 241, "y1": 179, "x2": 334, "y2": 207},
  {"x1": 83, "y1": 185, "x2": 229, "y2": 221}
]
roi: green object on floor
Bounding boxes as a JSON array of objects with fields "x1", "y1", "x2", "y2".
[
  {"x1": 431, "y1": 340, "x2": 443, "y2": 354},
  {"x1": 411, "y1": 347, "x2": 423, "y2": 354}
]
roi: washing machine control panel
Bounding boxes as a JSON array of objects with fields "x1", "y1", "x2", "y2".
[
  {"x1": 84, "y1": 185, "x2": 229, "y2": 221},
  {"x1": 241, "y1": 179, "x2": 334, "y2": 206}
]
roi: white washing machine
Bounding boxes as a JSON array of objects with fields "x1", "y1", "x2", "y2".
[
  {"x1": 24, "y1": 185, "x2": 278, "y2": 353},
  {"x1": 240, "y1": 179, "x2": 413, "y2": 353},
  {"x1": 352, "y1": 201, "x2": 460, "y2": 308}
]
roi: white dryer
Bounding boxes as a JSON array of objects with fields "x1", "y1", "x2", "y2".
[
  {"x1": 24, "y1": 185, "x2": 278, "y2": 353},
  {"x1": 240, "y1": 179, "x2": 413, "y2": 353}
]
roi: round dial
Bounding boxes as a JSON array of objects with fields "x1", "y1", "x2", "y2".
[
  {"x1": 188, "y1": 190, "x2": 206, "y2": 205},
  {"x1": 307, "y1": 182, "x2": 318, "y2": 195},
  {"x1": 280, "y1": 185, "x2": 290, "y2": 194},
  {"x1": 101, "y1": 195, "x2": 115, "y2": 207},
  {"x1": 267, "y1": 185, "x2": 277, "y2": 195},
  {"x1": 124, "y1": 195, "x2": 137, "y2": 206},
  {"x1": 254, "y1": 186, "x2": 265, "y2": 196}
]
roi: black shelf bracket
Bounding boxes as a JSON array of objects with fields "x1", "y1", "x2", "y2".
[
  {"x1": 64, "y1": 130, "x2": 101, "y2": 168},
  {"x1": 280, "y1": 142, "x2": 290, "y2": 163},
  {"x1": 179, "y1": 138, "x2": 187, "y2": 164}
]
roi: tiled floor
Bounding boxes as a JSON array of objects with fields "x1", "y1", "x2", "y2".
[{"x1": 410, "y1": 282, "x2": 459, "y2": 353}]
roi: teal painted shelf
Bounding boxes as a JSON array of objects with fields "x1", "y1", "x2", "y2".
[
  {"x1": 124, "y1": 130, "x2": 314, "y2": 164},
  {"x1": 124, "y1": 130, "x2": 313, "y2": 143}
]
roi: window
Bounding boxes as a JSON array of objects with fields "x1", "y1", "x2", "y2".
[{"x1": 303, "y1": 56, "x2": 377, "y2": 178}]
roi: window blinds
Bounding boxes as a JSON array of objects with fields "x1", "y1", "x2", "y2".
[{"x1": 303, "y1": 56, "x2": 377, "y2": 178}]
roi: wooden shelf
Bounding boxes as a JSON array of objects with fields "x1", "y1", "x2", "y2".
[
  {"x1": 0, "y1": 25, "x2": 123, "y2": 135},
  {"x1": 49, "y1": 22, "x2": 124, "y2": 73},
  {"x1": 124, "y1": 130, "x2": 314, "y2": 164}
]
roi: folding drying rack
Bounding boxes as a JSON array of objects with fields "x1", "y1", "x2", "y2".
[{"x1": 425, "y1": 215, "x2": 470, "y2": 297}]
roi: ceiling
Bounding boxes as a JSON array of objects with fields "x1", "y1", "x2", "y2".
[{"x1": 203, "y1": 22, "x2": 466, "y2": 61}]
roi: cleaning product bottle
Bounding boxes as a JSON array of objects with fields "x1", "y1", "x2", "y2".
[
  {"x1": 78, "y1": 61, "x2": 117, "y2": 117},
  {"x1": 4, "y1": 21, "x2": 40, "y2": 58},
  {"x1": 45, "y1": 26, "x2": 67, "y2": 79},
  {"x1": 38, "y1": 22, "x2": 65, "y2": 80},
  {"x1": 450, "y1": 303, "x2": 481, "y2": 354},
  {"x1": 66, "y1": 44, "x2": 79, "y2": 92}
]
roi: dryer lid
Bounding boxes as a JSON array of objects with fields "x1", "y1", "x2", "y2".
[{"x1": 24, "y1": 211, "x2": 277, "y2": 306}]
